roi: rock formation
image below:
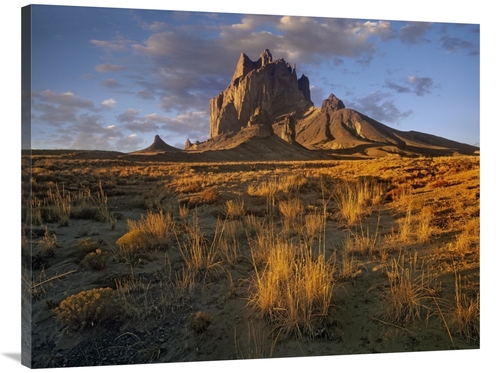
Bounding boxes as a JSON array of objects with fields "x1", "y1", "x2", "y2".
[
  {"x1": 280, "y1": 115, "x2": 296, "y2": 144},
  {"x1": 209, "y1": 49, "x2": 313, "y2": 138},
  {"x1": 321, "y1": 93, "x2": 345, "y2": 114},
  {"x1": 134, "y1": 134, "x2": 180, "y2": 153}
]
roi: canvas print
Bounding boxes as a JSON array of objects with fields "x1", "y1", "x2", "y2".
[{"x1": 21, "y1": 4, "x2": 480, "y2": 369}]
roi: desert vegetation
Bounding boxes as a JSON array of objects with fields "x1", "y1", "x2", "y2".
[{"x1": 22, "y1": 152, "x2": 479, "y2": 367}]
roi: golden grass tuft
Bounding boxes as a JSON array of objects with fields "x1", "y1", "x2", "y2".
[
  {"x1": 248, "y1": 240, "x2": 335, "y2": 337},
  {"x1": 224, "y1": 199, "x2": 246, "y2": 219},
  {"x1": 278, "y1": 198, "x2": 304, "y2": 232},
  {"x1": 447, "y1": 274, "x2": 479, "y2": 343},
  {"x1": 333, "y1": 177, "x2": 384, "y2": 226},
  {"x1": 384, "y1": 253, "x2": 436, "y2": 325}
]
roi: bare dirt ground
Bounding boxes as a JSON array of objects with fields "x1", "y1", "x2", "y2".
[{"x1": 21, "y1": 153, "x2": 479, "y2": 368}]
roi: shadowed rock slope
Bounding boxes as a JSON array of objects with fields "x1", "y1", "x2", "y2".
[{"x1": 290, "y1": 94, "x2": 478, "y2": 157}]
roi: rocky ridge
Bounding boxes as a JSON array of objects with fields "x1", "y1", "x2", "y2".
[{"x1": 209, "y1": 49, "x2": 313, "y2": 138}]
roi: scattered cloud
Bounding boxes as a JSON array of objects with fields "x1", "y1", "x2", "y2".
[
  {"x1": 440, "y1": 35, "x2": 479, "y2": 55},
  {"x1": 399, "y1": 22, "x2": 432, "y2": 45},
  {"x1": 101, "y1": 78, "x2": 120, "y2": 89},
  {"x1": 117, "y1": 108, "x2": 141, "y2": 123},
  {"x1": 95, "y1": 64, "x2": 127, "y2": 73},
  {"x1": 101, "y1": 98, "x2": 117, "y2": 108},
  {"x1": 32, "y1": 89, "x2": 95, "y2": 125},
  {"x1": 385, "y1": 75, "x2": 436, "y2": 96},
  {"x1": 407, "y1": 75, "x2": 435, "y2": 96},
  {"x1": 351, "y1": 91, "x2": 413, "y2": 124},
  {"x1": 90, "y1": 36, "x2": 131, "y2": 51}
]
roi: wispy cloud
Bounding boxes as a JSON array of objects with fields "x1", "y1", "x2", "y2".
[
  {"x1": 32, "y1": 89, "x2": 95, "y2": 125},
  {"x1": 399, "y1": 22, "x2": 432, "y2": 45},
  {"x1": 385, "y1": 75, "x2": 437, "y2": 96},
  {"x1": 95, "y1": 64, "x2": 127, "y2": 73},
  {"x1": 440, "y1": 35, "x2": 479, "y2": 55},
  {"x1": 100, "y1": 78, "x2": 120, "y2": 89},
  {"x1": 351, "y1": 91, "x2": 413, "y2": 124},
  {"x1": 90, "y1": 36, "x2": 131, "y2": 51}
]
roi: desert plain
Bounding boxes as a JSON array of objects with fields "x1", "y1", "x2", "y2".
[{"x1": 21, "y1": 149, "x2": 479, "y2": 368}]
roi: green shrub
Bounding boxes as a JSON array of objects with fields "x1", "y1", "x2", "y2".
[
  {"x1": 81, "y1": 249, "x2": 108, "y2": 270},
  {"x1": 72, "y1": 238, "x2": 100, "y2": 260},
  {"x1": 54, "y1": 288, "x2": 118, "y2": 331}
]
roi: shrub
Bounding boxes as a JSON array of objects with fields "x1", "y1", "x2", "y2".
[
  {"x1": 81, "y1": 249, "x2": 108, "y2": 270},
  {"x1": 54, "y1": 287, "x2": 118, "y2": 331},
  {"x1": 37, "y1": 228, "x2": 59, "y2": 259},
  {"x1": 72, "y1": 238, "x2": 100, "y2": 260},
  {"x1": 199, "y1": 188, "x2": 220, "y2": 204},
  {"x1": 187, "y1": 311, "x2": 212, "y2": 333},
  {"x1": 116, "y1": 230, "x2": 152, "y2": 252}
]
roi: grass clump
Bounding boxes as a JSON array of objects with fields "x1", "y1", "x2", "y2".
[
  {"x1": 199, "y1": 188, "x2": 220, "y2": 204},
  {"x1": 333, "y1": 177, "x2": 384, "y2": 226},
  {"x1": 187, "y1": 311, "x2": 212, "y2": 334},
  {"x1": 54, "y1": 287, "x2": 118, "y2": 331},
  {"x1": 224, "y1": 199, "x2": 246, "y2": 219},
  {"x1": 248, "y1": 240, "x2": 335, "y2": 338},
  {"x1": 117, "y1": 210, "x2": 176, "y2": 254},
  {"x1": 447, "y1": 274, "x2": 479, "y2": 343},
  {"x1": 278, "y1": 198, "x2": 304, "y2": 232},
  {"x1": 384, "y1": 253, "x2": 436, "y2": 325}
]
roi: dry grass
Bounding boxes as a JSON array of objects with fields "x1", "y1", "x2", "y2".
[
  {"x1": 278, "y1": 197, "x2": 304, "y2": 232},
  {"x1": 248, "y1": 239, "x2": 335, "y2": 337},
  {"x1": 344, "y1": 219, "x2": 381, "y2": 257},
  {"x1": 23, "y1": 154, "x2": 480, "y2": 366},
  {"x1": 234, "y1": 322, "x2": 276, "y2": 359},
  {"x1": 177, "y1": 214, "x2": 223, "y2": 287},
  {"x1": 333, "y1": 177, "x2": 384, "y2": 226},
  {"x1": 126, "y1": 210, "x2": 175, "y2": 240},
  {"x1": 446, "y1": 274, "x2": 479, "y2": 343},
  {"x1": 416, "y1": 205, "x2": 434, "y2": 243},
  {"x1": 384, "y1": 253, "x2": 437, "y2": 325},
  {"x1": 224, "y1": 199, "x2": 246, "y2": 219}
]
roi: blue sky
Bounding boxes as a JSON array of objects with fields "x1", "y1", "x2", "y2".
[{"x1": 26, "y1": 4, "x2": 479, "y2": 151}]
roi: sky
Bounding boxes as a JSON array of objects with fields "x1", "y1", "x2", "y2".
[{"x1": 25, "y1": 3, "x2": 480, "y2": 152}]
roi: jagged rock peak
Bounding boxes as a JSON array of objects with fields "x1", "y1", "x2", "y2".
[
  {"x1": 321, "y1": 93, "x2": 345, "y2": 114},
  {"x1": 231, "y1": 49, "x2": 273, "y2": 83},
  {"x1": 210, "y1": 49, "x2": 313, "y2": 138},
  {"x1": 259, "y1": 49, "x2": 272, "y2": 65},
  {"x1": 185, "y1": 138, "x2": 192, "y2": 150},
  {"x1": 154, "y1": 134, "x2": 167, "y2": 144}
]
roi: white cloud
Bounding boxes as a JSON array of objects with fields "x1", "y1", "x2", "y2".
[{"x1": 101, "y1": 98, "x2": 117, "y2": 108}]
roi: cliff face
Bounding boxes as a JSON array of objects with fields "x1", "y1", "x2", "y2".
[{"x1": 209, "y1": 49, "x2": 313, "y2": 138}]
